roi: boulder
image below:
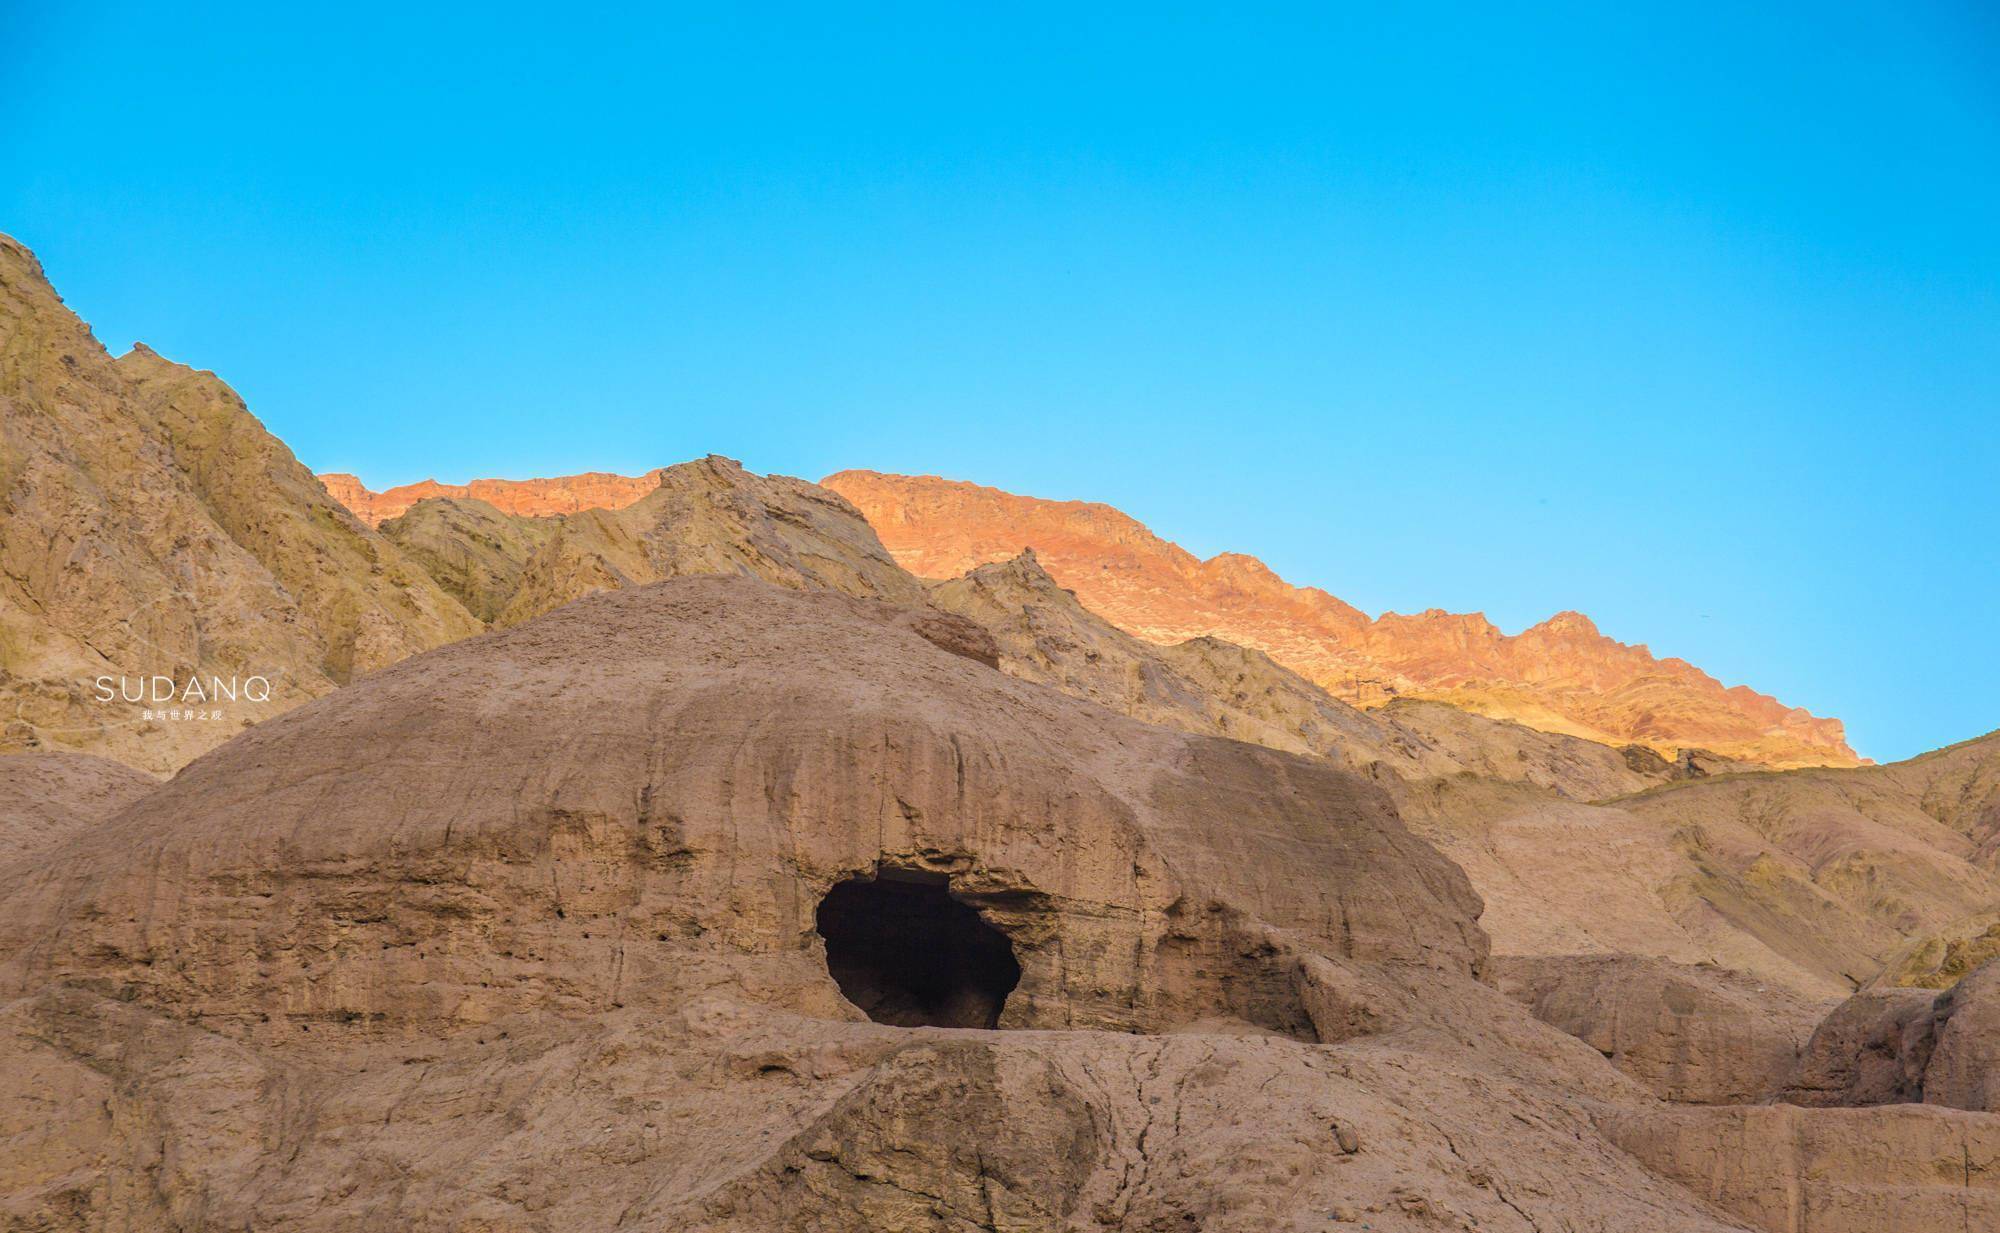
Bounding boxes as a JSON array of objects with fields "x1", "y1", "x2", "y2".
[{"x1": 1492, "y1": 954, "x2": 1829, "y2": 1103}]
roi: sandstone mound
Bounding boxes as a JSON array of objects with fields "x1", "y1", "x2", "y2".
[
  {"x1": 494, "y1": 456, "x2": 927, "y2": 625},
  {"x1": 0, "y1": 751, "x2": 156, "y2": 868},
  {"x1": 0, "y1": 575, "x2": 1485, "y2": 1031}
]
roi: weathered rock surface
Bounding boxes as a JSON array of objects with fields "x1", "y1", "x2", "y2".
[
  {"x1": 1598, "y1": 1102, "x2": 2000, "y2": 1233},
  {"x1": 377, "y1": 495, "x2": 561, "y2": 622},
  {"x1": 495, "y1": 456, "x2": 927, "y2": 625},
  {"x1": 1785, "y1": 958, "x2": 2000, "y2": 1113},
  {"x1": 1491, "y1": 954, "x2": 1830, "y2": 1103},
  {"x1": 1785, "y1": 986, "x2": 1943, "y2": 1107},
  {"x1": 1925, "y1": 959, "x2": 2000, "y2": 1113},
  {"x1": 1399, "y1": 734, "x2": 2000, "y2": 1000},
  {"x1": 0, "y1": 566, "x2": 1991, "y2": 1231},
  {"x1": 0, "y1": 233, "x2": 482, "y2": 771},
  {"x1": 0, "y1": 751, "x2": 155, "y2": 867},
  {"x1": 821, "y1": 469, "x2": 1861, "y2": 768},
  {"x1": 1874, "y1": 909, "x2": 2000, "y2": 990}
]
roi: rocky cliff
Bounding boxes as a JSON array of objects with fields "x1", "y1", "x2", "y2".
[
  {"x1": 822, "y1": 470, "x2": 1861, "y2": 769},
  {"x1": 0, "y1": 234, "x2": 482, "y2": 772}
]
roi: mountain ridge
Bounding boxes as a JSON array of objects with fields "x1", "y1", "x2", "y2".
[
  {"x1": 316, "y1": 463, "x2": 1859, "y2": 769},
  {"x1": 822, "y1": 469, "x2": 1860, "y2": 768}
]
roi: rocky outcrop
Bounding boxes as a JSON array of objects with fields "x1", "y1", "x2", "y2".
[
  {"x1": 319, "y1": 467, "x2": 669, "y2": 524},
  {"x1": 0, "y1": 233, "x2": 482, "y2": 772},
  {"x1": 927, "y1": 549, "x2": 1729, "y2": 803},
  {"x1": 1785, "y1": 959, "x2": 2000, "y2": 1113},
  {"x1": 926, "y1": 550, "x2": 1455, "y2": 782},
  {"x1": 377, "y1": 495, "x2": 561, "y2": 622},
  {"x1": 1925, "y1": 960, "x2": 2000, "y2": 1112},
  {"x1": 495, "y1": 456, "x2": 927, "y2": 625},
  {"x1": 113, "y1": 344, "x2": 483, "y2": 679},
  {"x1": 1784, "y1": 987, "x2": 1940, "y2": 1107},
  {"x1": 1599, "y1": 1102, "x2": 2000, "y2": 1233},
  {"x1": 1492, "y1": 954, "x2": 1830, "y2": 1103},
  {"x1": 1874, "y1": 910, "x2": 2000, "y2": 989},
  {"x1": 821, "y1": 469, "x2": 1861, "y2": 768},
  {"x1": 0, "y1": 751, "x2": 154, "y2": 868}
]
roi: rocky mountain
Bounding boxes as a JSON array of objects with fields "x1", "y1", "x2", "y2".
[
  {"x1": 377, "y1": 496, "x2": 561, "y2": 623},
  {"x1": 313, "y1": 461, "x2": 1997, "y2": 1005},
  {"x1": 5, "y1": 575, "x2": 1993, "y2": 1231},
  {"x1": 321, "y1": 463, "x2": 1862, "y2": 769},
  {"x1": 927, "y1": 548, "x2": 1693, "y2": 800},
  {"x1": 0, "y1": 234, "x2": 482, "y2": 772},
  {"x1": 491, "y1": 455, "x2": 928, "y2": 625},
  {"x1": 821, "y1": 470, "x2": 1861, "y2": 769},
  {"x1": 321, "y1": 467, "x2": 668, "y2": 525},
  {"x1": 5, "y1": 239, "x2": 1999, "y2": 1230}
]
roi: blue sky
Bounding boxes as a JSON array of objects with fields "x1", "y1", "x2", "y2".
[{"x1": 4, "y1": 3, "x2": 1995, "y2": 760}]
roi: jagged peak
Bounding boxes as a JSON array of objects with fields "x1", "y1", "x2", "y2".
[{"x1": 1529, "y1": 610, "x2": 1602, "y2": 638}]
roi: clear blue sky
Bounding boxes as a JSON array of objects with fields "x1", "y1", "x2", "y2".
[{"x1": 5, "y1": 3, "x2": 1995, "y2": 760}]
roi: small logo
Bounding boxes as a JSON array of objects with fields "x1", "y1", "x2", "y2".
[{"x1": 92, "y1": 674, "x2": 275, "y2": 723}]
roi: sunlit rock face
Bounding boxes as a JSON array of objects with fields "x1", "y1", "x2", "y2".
[{"x1": 821, "y1": 468, "x2": 1861, "y2": 769}]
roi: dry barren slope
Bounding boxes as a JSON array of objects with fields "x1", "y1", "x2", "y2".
[{"x1": 1401, "y1": 731, "x2": 2000, "y2": 999}]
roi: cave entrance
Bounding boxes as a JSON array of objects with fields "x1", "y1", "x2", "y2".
[{"x1": 815, "y1": 870, "x2": 1021, "y2": 1029}]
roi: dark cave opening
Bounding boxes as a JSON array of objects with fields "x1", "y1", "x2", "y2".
[{"x1": 815, "y1": 871, "x2": 1021, "y2": 1029}]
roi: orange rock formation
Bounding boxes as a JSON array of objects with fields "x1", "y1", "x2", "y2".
[
  {"x1": 319, "y1": 468, "x2": 668, "y2": 524},
  {"x1": 820, "y1": 470, "x2": 1861, "y2": 768},
  {"x1": 318, "y1": 464, "x2": 1860, "y2": 768}
]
